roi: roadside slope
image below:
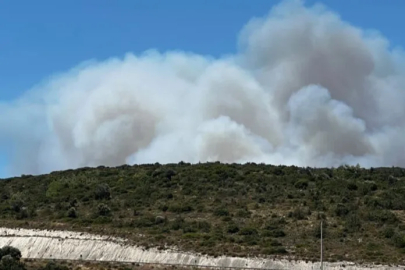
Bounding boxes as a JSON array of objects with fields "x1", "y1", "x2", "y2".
[{"x1": 0, "y1": 227, "x2": 403, "y2": 270}]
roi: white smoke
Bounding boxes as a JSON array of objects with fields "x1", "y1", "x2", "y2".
[{"x1": 1, "y1": 0, "x2": 405, "y2": 176}]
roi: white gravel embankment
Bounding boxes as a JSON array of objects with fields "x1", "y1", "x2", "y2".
[{"x1": 0, "y1": 227, "x2": 403, "y2": 270}]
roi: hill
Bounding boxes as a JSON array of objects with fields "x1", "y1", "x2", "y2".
[{"x1": 1, "y1": 162, "x2": 405, "y2": 265}]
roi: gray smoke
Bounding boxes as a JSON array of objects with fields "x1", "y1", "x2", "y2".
[{"x1": 1, "y1": 0, "x2": 405, "y2": 176}]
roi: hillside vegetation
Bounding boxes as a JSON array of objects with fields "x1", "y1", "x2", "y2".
[{"x1": 1, "y1": 163, "x2": 405, "y2": 265}]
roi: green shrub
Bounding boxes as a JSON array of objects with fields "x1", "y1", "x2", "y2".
[
  {"x1": 347, "y1": 182, "x2": 358, "y2": 191},
  {"x1": 10, "y1": 197, "x2": 24, "y2": 213},
  {"x1": 263, "y1": 229, "x2": 286, "y2": 238},
  {"x1": 213, "y1": 208, "x2": 229, "y2": 217},
  {"x1": 46, "y1": 181, "x2": 64, "y2": 198},
  {"x1": 294, "y1": 179, "x2": 308, "y2": 190},
  {"x1": 168, "y1": 203, "x2": 193, "y2": 213},
  {"x1": 41, "y1": 261, "x2": 69, "y2": 270},
  {"x1": 345, "y1": 214, "x2": 361, "y2": 232},
  {"x1": 335, "y1": 204, "x2": 349, "y2": 217},
  {"x1": 227, "y1": 224, "x2": 240, "y2": 234},
  {"x1": 382, "y1": 227, "x2": 395, "y2": 239},
  {"x1": 94, "y1": 183, "x2": 111, "y2": 200},
  {"x1": 393, "y1": 232, "x2": 405, "y2": 248},
  {"x1": 182, "y1": 233, "x2": 201, "y2": 240},
  {"x1": 67, "y1": 207, "x2": 77, "y2": 218},
  {"x1": 236, "y1": 209, "x2": 251, "y2": 218},
  {"x1": 289, "y1": 207, "x2": 309, "y2": 220},
  {"x1": 170, "y1": 217, "x2": 185, "y2": 231},
  {"x1": 262, "y1": 247, "x2": 287, "y2": 255},
  {"x1": 97, "y1": 203, "x2": 111, "y2": 216},
  {"x1": 165, "y1": 170, "x2": 176, "y2": 180},
  {"x1": 239, "y1": 227, "x2": 258, "y2": 236},
  {"x1": 367, "y1": 210, "x2": 398, "y2": 225}
]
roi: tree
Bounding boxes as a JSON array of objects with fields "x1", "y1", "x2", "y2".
[
  {"x1": 0, "y1": 246, "x2": 22, "y2": 261},
  {"x1": 0, "y1": 255, "x2": 26, "y2": 270},
  {"x1": 0, "y1": 246, "x2": 25, "y2": 270}
]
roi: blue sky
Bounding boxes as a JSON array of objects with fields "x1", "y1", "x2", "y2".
[{"x1": 0, "y1": 0, "x2": 404, "y2": 177}]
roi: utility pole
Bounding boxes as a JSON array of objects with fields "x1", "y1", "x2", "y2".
[{"x1": 320, "y1": 220, "x2": 323, "y2": 270}]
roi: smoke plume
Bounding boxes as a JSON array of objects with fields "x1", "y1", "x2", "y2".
[{"x1": 1, "y1": 0, "x2": 405, "y2": 176}]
